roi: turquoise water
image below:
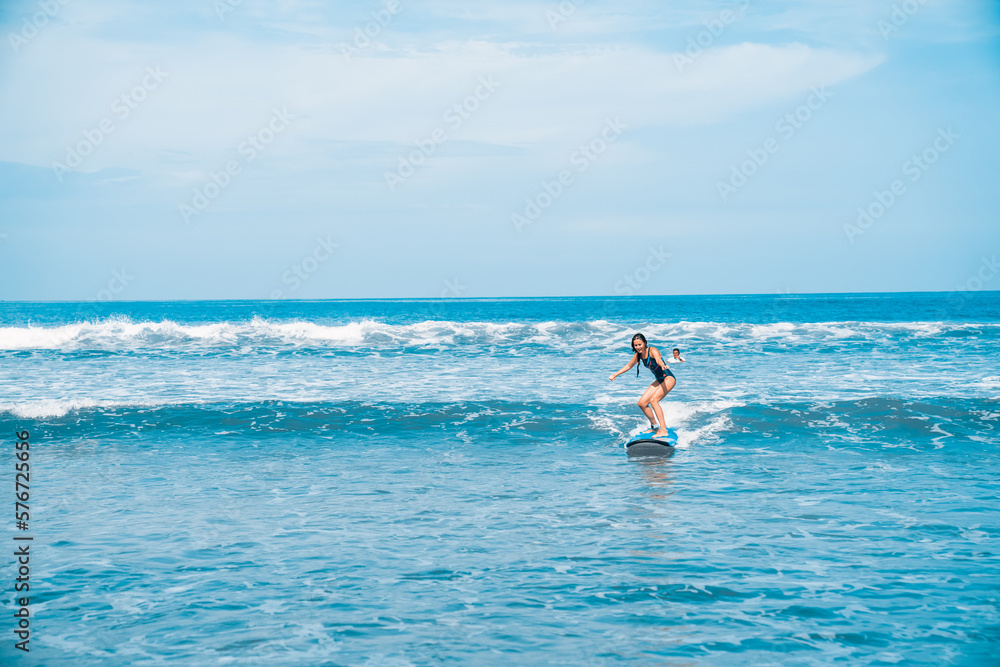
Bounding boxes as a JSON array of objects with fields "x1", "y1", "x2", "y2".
[{"x1": 1, "y1": 293, "x2": 998, "y2": 664}]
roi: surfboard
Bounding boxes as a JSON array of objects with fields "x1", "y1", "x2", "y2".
[{"x1": 625, "y1": 427, "x2": 677, "y2": 457}]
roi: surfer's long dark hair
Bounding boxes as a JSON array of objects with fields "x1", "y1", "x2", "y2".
[{"x1": 631, "y1": 333, "x2": 648, "y2": 377}]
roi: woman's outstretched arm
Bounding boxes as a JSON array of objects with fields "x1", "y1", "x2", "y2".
[{"x1": 609, "y1": 353, "x2": 639, "y2": 381}]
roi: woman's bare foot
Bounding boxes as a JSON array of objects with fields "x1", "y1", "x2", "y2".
[{"x1": 654, "y1": 429, "x2": 668, "y2": 438}]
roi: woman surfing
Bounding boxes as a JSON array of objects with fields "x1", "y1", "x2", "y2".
[{"x1": 608, "y1": 333, "x2": 676, "y2": 438}]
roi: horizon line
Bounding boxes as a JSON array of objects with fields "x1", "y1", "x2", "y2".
[{"x1": 2, "y1": 288, "x2": 998, "y2": 304}]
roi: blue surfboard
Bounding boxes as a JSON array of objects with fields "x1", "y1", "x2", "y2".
[{"x1": 625, "y1": 427, "x2": 677, "y2": 457}]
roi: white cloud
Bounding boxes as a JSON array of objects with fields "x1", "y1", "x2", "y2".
[{"x1": 1, "y1": 30, "x2": 881, "y2": 179}]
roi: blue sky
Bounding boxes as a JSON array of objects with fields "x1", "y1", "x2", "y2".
[{"x1": 0, "y1": 0, "x2": 998, "y2": 300}]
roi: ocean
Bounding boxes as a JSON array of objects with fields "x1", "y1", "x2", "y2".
[{"x1": 1, "y1": 293, "x2": 998, "y2": 665}]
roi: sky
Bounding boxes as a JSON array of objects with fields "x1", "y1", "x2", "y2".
[{"x1": 0, "y1": 0, "x2": 998, "y2": 300}]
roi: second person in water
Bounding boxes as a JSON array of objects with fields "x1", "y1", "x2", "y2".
[{"x1": 608, "y1": 333, "x2": 676, "y2": 438}]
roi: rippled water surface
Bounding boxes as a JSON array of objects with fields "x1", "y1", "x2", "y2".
[{"x1": 1, "y1": 294, "x2": 998, "y2": 665}]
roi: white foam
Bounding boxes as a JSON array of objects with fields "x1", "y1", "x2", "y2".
[
  {"x1": 749, "y1": 322, "x2": 798, "y2": 339},
  {"x1": 611, "y1": 399, "x2": 742, "y2": 449},
  {"x1": 0, "y1": 397, "x2": 183, "y2": 419},
  {"x1": 2, "y1": 316, "x2": 997, "y2": 354},
  {"x1": 0, "y1": 323, "x2": 87, "y2": 349},
  {"x1": 586, "y1": 414, "x2": 623, "y2": 436},
  {"x1": 678, "y1": 398, "x2": 744, "y2": 418}
]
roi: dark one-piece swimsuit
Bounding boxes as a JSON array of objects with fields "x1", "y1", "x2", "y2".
[{"x1": 641, "y1": 351, "x2": 675, "y2": 383}]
